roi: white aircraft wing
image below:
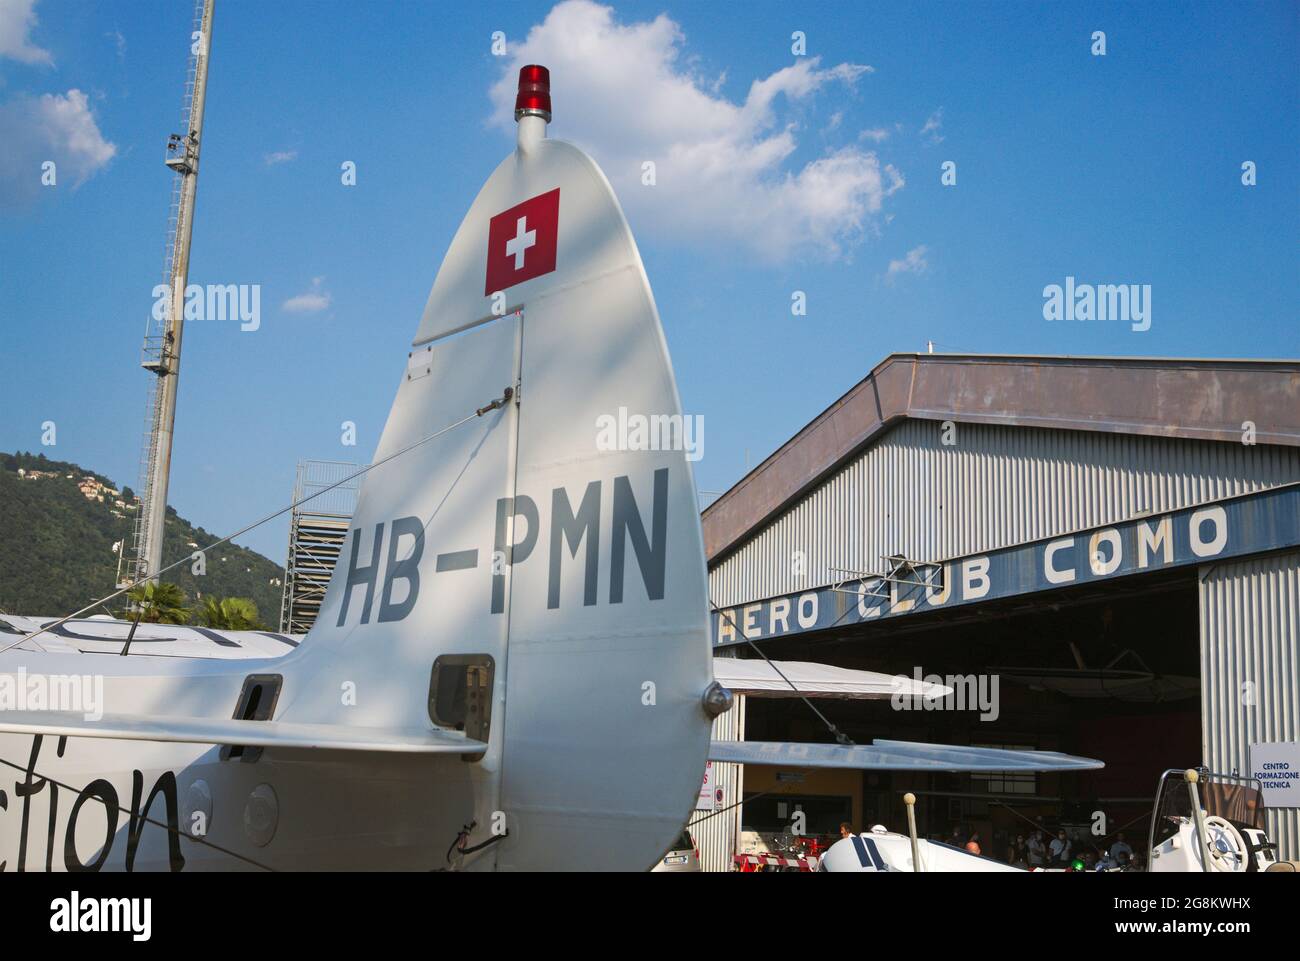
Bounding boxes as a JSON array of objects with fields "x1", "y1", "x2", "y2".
[
  {"x1": 0, "y1": 614, "x2": 300, "y2": 659},
  {"x1": 0, "y1": 711, "x2": 486, "y2": 754},
  {"x1": 709, "y1": 738, "x2": 1103, "y2": 771},
  {"x1": 711, "y1": 657, "x2": 951, "y2": 699}
]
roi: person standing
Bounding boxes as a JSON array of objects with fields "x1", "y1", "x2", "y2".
[
  {"x1": 1050, "y1": 830, "x2": 1072, "y2": 864},
  {"x1": 1109, "y1": 832, "x2": 1133, "y2": 863},
  {"x1": 1026, "y1": 830, "x2": 1046, "y2": 868}
]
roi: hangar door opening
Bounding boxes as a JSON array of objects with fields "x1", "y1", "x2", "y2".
[{"x1": 741, "y1": 570, "x2": 1200, "y2": 865}]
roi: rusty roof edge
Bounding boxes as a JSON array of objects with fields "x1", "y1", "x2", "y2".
[
  {"x1": 701, "y1": 354, "x2": 910, "y2": 517},
  {"x1": 702, "y1": 353, "x2": 1300, "y2": 565},
  {"x1": 871, "y1": 352, "x2": 1300, "y2": 368}
]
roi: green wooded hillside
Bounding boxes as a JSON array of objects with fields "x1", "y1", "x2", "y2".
[{"x1": 0, "y1": 450, "x2": 284, "y2": 623}]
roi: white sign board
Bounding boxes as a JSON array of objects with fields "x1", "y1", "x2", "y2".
[
  {"x1": 1249, "y1": 741, "x2": 1300, "y2": 808},
  {"x1": 697, "y1": 761, "x2": 715, "y2": 811}
]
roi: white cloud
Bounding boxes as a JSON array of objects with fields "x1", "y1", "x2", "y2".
[
  {"x1": 0, "y1": 0, "x2": 52, "y2": 65},
  {"x1": 489, "y1": 0, "x2": 901, "y2": 262},
  {"x1": 886, "y1": 244, "x2": 929, "y2": 282},
  {"x1": 0, "y1": 88, "x2": 116, "y2": 204},
  {"x1": 282, "y1": 277, "x2": 331, "y2": 313},
  {"x1": 264, "y1": 149, "x2": 297, "y2": 166},
  {"x1": 859, "y1": 127, "x2": 890, "y2": 143},
  {"x1": 921, "y1": 108, "x2": 944, "y2": 144}
]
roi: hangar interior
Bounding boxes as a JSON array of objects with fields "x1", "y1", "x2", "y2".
[
  {"x1": 741, "y1": 570, "x2": 1201, "y2": 858},
  {"x1": 697, "y1": 354, "x2": 1300, "y2": 869}
]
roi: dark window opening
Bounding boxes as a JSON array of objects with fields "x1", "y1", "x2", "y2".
[
  {"x1": 428, "y1": 655, "x2": 495, "y2": 753},
  {"x1": 222, "y1": 673, "x2": 282, "y2": 763}
]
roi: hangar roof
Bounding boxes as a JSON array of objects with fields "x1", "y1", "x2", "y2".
[{"x1": 702, "y1": 354, "x2": 1300, "y2": 563}]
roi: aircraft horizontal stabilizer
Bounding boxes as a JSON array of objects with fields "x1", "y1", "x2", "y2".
[
  {"x1": 0, "y1": 711, "x2": 487, "y2": 754},
  {"x1": 709, "y1": 738, "x2": 1103, "y2": 771}
]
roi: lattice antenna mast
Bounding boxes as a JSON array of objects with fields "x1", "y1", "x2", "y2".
[{"x1": 120, "y1": 0, "x2": 215, "y2": 588}]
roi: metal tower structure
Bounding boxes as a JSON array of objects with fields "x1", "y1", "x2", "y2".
[{"x1": 120, "y1": 0, "x2": 216, "y2": 588}]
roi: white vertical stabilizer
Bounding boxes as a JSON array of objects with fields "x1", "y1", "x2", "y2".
[{"x1": 296, "y1": 65, "x2": 713, "y2": 870}]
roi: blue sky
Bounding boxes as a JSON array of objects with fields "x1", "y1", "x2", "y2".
[{"x1": 1, "y1": 0, "x2": 1296, "y2": 564}]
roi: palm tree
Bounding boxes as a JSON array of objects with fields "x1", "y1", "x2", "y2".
[
  {"x1": 198, "y1": 596, "x2": 266, "y2": 631},
  {"x1": 125, "y1": 581, "x2": 192, "y2": 624}
]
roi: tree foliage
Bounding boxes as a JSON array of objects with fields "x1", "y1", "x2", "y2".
[
  {"x1": 124, "y1": 581, "x2": 192, "y2": 624},
  {"x1": 198, "y1": 596, "x2": 266, "y2": 630}
]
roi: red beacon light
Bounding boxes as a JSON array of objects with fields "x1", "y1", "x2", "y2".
[{"x1": 514, "y1": 64, "x2": 552, "y2": 123}]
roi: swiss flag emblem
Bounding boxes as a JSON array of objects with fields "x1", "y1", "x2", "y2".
[{"x1": 484, "y1": 187, "x2": 560, "y2": 295}]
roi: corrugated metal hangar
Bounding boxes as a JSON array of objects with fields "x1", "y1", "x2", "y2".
[{"x1": 697, "y1": 354, "x2": 1299, "y2": 870}]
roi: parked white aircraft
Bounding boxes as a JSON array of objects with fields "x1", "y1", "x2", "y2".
[
  {"x1": 819, "y1": 770, "x2": 1285, "y2": 873},
  {"x1": 0, "y1": 66, "x2": 1101, "y2": 872},
  {"x1": 820, "y1": 826, "x2": 1023, "y2": 873}
]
